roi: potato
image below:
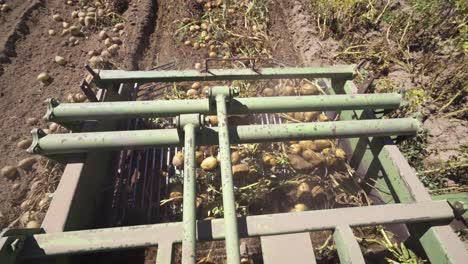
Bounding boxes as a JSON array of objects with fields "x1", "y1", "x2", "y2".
[
  {"x1": 194, "y1": 63, "x2": 202, "y2": 69},
  {"x1": 78, "y1": 11, "x2": 86, "y2": 18},
  {"x1": 201, "y1": 157, "x2": 218, "y2": 171},
  {"x1": 18, "y1": 157, "x2": 37, "y2": 171},
  {"x1": 293, "y1": 112, "x2": 305, "y2": 121},
  {"x1": 52, "y1": 14, "x2": 63, "y2": 22},
  {"x1": 193, "y1": 42, "x2": 200, "y2": 49},
  {"x1": 72, "y1": 93, "x2": 86, "y2": 103},
  {"x1": 26, "y1": 220, "x2": 40, "y2": 229},
  {"x1": 114, "y1": 23, "x2": 124, "y2": 30},
  {"x1": 231, "y1": 151, "x2": 240, "y2": 164},
  {"x1": 297, "y1": 182, "x2": 311, "y2": 194},
  {"x1": 335, "y1": 148, "x2": 347, "y2": 160},
  {"x1": 299, "y1": 83, "x2": 319, "y2": 95},
  {"x1": 62, "y1": 22, "x2": 70, "y2": 29},
  {"x1": 200, "y1": 23, "x2": 208, "y2": 30},
  {"x1": 191, "y1": 82, "x2": 201, "y2": 90},
  {"x1": 262, "y1": 154, "x2": 277, "y2": 167},
  {"x1": 209, "y1": 51, "x2": 217, "y2": 58},
  {"x1": 207, "y1": 115, "x2": 218, "y2": 126},
  {"x1": 54, "y1": 56, "x2": 66, "y2": 66},
  {"x1": 88, "y1": 56, "x2": 104, "y2": 68},
  {"x1": 1, "y1": 166, "x2": 18, "y2": 179},
  {"x1": 301, "y1": 149, "x2": 323, "y2": 167},
  {"x1": 172, "y1": 152, "x2": 184, "y2": 168},
  {"x1": 298, "y1": 140, "x2": 316, "y2": 150},
  {"x1": 279, "y1": 85, "x2": 295, "y2": 96},
  {"x1": 262, "y1": 88, "x2": 275, "y2": 97},
  {"x1": 186, "y1": 89, "x2": 198, "y2": 97},
  {"x1": 314, "y1": 140, "x2": 332, "y2": 152},
  {"x1": 48, "y1": 29, "x2": 56, "y2": 36},
  {"x1": 48, "y1": 122, "x2": 59, "y2": 132},
  {"x1": 101, "y1": 49, "x2": 111, "y2": 59},
  {"x1": 318, "y1": 113, "x2": 329, "y2": 122},
  {"x1": 69, "y1": 26, "x2": 80, "y2": 36},
  {"x1": 232, "y1": 163, "x2": 249, "y2": 177},
  {"x1": 304, "y1": 112, "x2": 319, "y2": 122},
  {"x1": 67, "y1": 93, "x2": 75, "y2": 103},
  {"x1": 195, "y1": 151, "x2": 204, "y2": 164},
  {"x1": 38, "y1": 197, "x2": 49, "y2": 208},
  {"x1": 291, "y1": 203, "x2": 308, "y2": 212},
  {"x1": 20, "y1": 200, "x2": 30, "y2": 210},
  {"x1": 84, "y1": 16, "x2": 95, "y2": 26},
  {"x1": 104, "y1": 38, "x2": 113, "y2": 47},
  {"x1": 37, "y1": 72, "x2": 50, "y2": 82},
  {"x1": 112, "y1": 37, "x2": 122, "y2": 45},
  {"x1": 290, "y1": 144, "x2": 302, "y2": 154},
  {"x1": 98, "y1": 30, "x2": 108, "y2": 41},
  {"x1": 26, "y1": 117, "x2": 38, "y2": 126},
  {"x1": 71, "y1": 11, "x2": 79, "y2": 18},
  {"x1": 12, "y1": 183, "x2": 20, "y2": 191},
  {"x1": 184, "y1": 40, "x2": 191, "y2": 46}
]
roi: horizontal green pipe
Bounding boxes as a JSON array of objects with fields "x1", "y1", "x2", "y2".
[
  {"x1": 29, "y1": 118, "x2": 421, "y2": 155},
  {"x1": 96, "y1": 66, "x2": 355, "y2": 84},
  {"x1": 45, "y1": 93, "x2": 402, "y2": 122}
]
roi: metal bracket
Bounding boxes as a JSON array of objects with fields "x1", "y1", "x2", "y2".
[
  {"x1": 175, "y1": 114, "x2": 206, "y2": 130},
  {"x1": 0, "y1": 228, "x2": 44, "y2": 264},
  {"x1": 43, "y1": 98, "x2": 60, "y2": 121},
  {"x1": 207, "y1": 86, "x2": 239, "y2": 104},
  {"x1": 80, "y1": 79, "x2": 99, "y2": 102},
  {"x1": 27, "y1": 128, "x2": 48, "y2": 154}
]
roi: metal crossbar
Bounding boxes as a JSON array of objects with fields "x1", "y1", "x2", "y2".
[{"x1": 1, "y1": 66, "x2": 466, "y2": 264}]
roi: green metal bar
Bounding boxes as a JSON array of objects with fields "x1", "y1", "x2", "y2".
[
  {"x1": 15, "y1": 200, "x2": 453, "y2": 258},
  {"x1": 182, "y1": 123, "x2": 197, "y2": 264},
  {"x1": 215, "y1": 93, "x2": 241, "y2": 264},
  {"x1": 28, "y1": 118, "x2": 421, "y2": 155},
  {"x1": 95, "y1": 66, "x2": 355, "y2": 84},
  {"x1": 45, "y1": 93, "x2": 403, "y2": 122},
  {"x1": 333, "y1": 225, "x2": 365, "y2": 264},
  {"x1": 338, "y1": 80, "x2": 468, "y2": 264}
]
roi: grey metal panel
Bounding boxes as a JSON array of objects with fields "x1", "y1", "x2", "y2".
[{"x1": 261, "y1": 233, "x2": 317, "y2": 264}]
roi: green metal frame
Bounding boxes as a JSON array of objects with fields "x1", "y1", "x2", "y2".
[{"x1": 1, "y1": 66, "x2": 466, "y2": 264}]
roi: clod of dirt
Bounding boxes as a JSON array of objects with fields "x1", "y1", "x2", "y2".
[
  {"x1": 201, "y1": 157, "x2": 218, "y2": 171},
  {"x1": 26, "y1": 117, "x2": 38, "y2": 126},
  {"x1": 17, "y1": 157, "x2": 37, "y2": 171},
  {"x1": 52, "y1": 14, "x2": 63, "y2": 22},
  {"x1": 1, "y1": 166, "x2": 18, "y2": 180},
  {"x1": 17, "y1": 139, "x2": 32, "y2": 150},
  {"x1": 232, "y1": 163, "x2": 249, "y2": 177},
  {"x1": 299, "y1": 83, "x2": 319, "y2": 95},
  {"x1": 54, "y1": 56, "x2": 66, "y2": 66},
  {"x1": 172, "y1": 152, "x2": 184, "y2": 168},
  {"x1": 37, "y1": 72, "x2": 50, "y2": 82},
  {"x1": 26, "y1": 220, "x2": 40, "y2": 228}
]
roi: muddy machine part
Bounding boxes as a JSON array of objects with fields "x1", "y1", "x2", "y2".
[{"x1": 1, "y1": 65, "x2": 467, "y2": 264}]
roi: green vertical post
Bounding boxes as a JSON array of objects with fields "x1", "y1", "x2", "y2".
[
  {"x1": 182, "y1": 123, "x2": 197, "y2": 264},
  {"x1": 215, "y1": 93, "x2": 241, "y2": 264},
  {"x1": 333, "y1": 225, "x2": 365, "y2": 264}
]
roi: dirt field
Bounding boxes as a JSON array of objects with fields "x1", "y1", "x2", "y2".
[{"x1": 0, "y1": 0, "x2": 466, "y2": 262}]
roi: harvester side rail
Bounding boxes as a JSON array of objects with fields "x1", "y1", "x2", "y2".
[
  {"x1": 45, "y1": 93, "x2": 403, "y2": 122},
  {"x1": 94, "y1": 66, "x2": 355, "y2": 84},
  {"x1": 15, "y1": 200, "x2": 453, "y2": 259},
  {"x1": 28, "y1": 118, "x2": 422, "y2": 155}
]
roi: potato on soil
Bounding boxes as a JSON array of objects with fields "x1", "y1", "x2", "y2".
[
  {"x1": 20, "y1": 200, "x2": 30, "y2": 210},
  {"x1": 73, "y1": 93, "x2": 87, "y2": 103},
  {"x1": 1, "y1": 166, "x2": 18, "y2": 179},
  {"x1": 262, "y1": 88, "x2": 275, "y2": 97},
  {"x1": 335, "y1": 148, "x2": 347, "y2": 160},
  {"x1": 201, "y1": 157, "x2": 218, "y2": 171},
  {"x1": 54, "y1": 56, "x2": 66, "y2": 66},
  {"x1": 186, "y1": 89, "x2": 198, "y2": 97},
  {"x1": 48, "y1": 29, "x2": 56, "y2": 36},
  {"x1": 48, "y1": 122, "x2": 59, "y2": 132},
  {"x1": 52, "y1": 14, "x2": 63, "y2": 22},
  {"x1": 172, "y1": 152, "x2": 184, "y2": 168},
  {"x1": 314, "y1": 139, "x2": 332, "y2": 152},
  {"x1": 98, "y1": 30, "x2": 108, "y2": 41},
  {"x1": 301, "y1": 149, "x2": 323, "y2": 167},
  {"x1": 318, "y1": 113, "x2": 329, "y2": 122},
  {"x1": 192, "y1": 82, "x2": 201, "y2": 90},
  {"x1": 17, "y1": 157, "x2": 37, "y2": 171},
  {"x1": 37, "y1": 72, "x2": 50, "y2": 82},
  {"x1": 207, "y1": 115, "x2": 218, "y2": 126},
  {"x1": 26, "y1": 117, "x2": 38, "y2": 126},
  {"x1": 304, "y1": 112, "x2": 319, "y2": 122},
  {"x1": 69, "y1": 26, "x2": 81, "y2": 36}
]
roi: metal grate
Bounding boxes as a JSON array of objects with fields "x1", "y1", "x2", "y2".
[{"x1": 1, "y1": 66, "x2": 466, "y2": 264}]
